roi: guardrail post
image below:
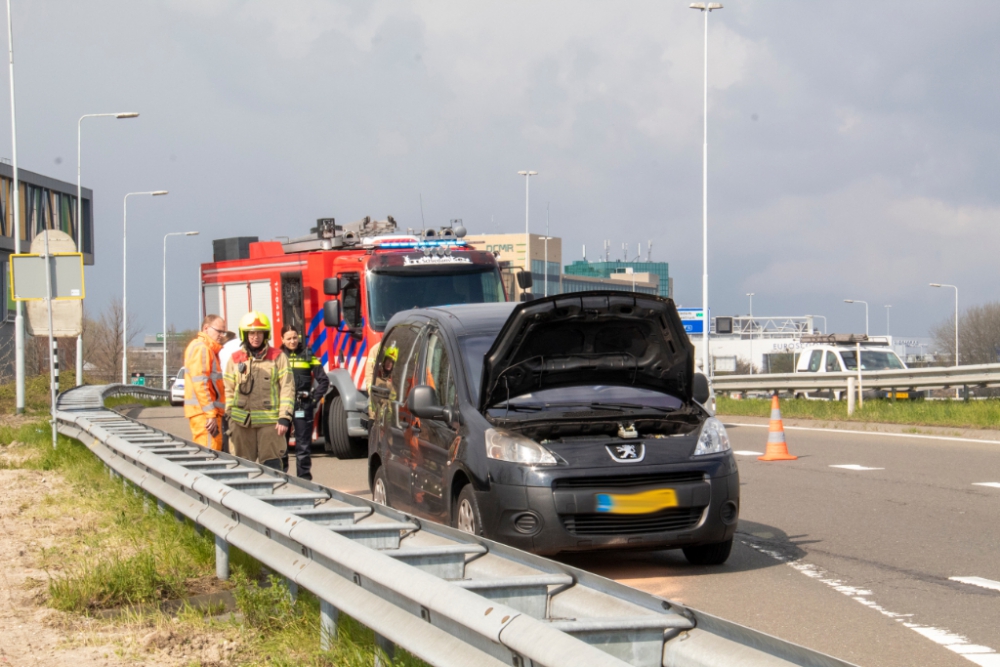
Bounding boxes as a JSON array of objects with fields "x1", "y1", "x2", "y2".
[
  {"x1": 215, "y1": 535, "x2": 230, "y2": 580},
  {"x1": 320, "y1": 599, "x2": 339, "y2": 650},
  {"x1": 286, "y1": 578, "x2": 298, "y2": 601},
  {"x1": 847, "y1": 377, "x2": 856, "y2": 415},
  {"x1": 964, "y1": 385, "x2": 970, "y2": 402},
  {"x1": 374, "y1": 634, "x2": 395, "y2": 667},
  {"x1": 891, "y1": 387, "x2": 896, "y2": 404}
]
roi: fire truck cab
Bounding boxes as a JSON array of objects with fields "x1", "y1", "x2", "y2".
[{"x1": 201, "y1": 216, "x2": 508, "y2": 458}]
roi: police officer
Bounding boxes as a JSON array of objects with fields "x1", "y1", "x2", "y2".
[
  {"x1": 223, "y1": 312, "x2": 295, "y2": 469},
  {"x1": 279, "y1": 324, "x2": 329, "y2": 481}
]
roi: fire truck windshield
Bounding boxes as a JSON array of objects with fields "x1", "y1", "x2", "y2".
[{"x1": 367, "y1": 268, "x2": 505, "y2": 330}]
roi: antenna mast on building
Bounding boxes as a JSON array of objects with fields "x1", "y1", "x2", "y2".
[
  {"x1": 604, "y1": 239, "x2": 610, "y2": 262},
  {"x1": 582, "y1": 244, "x2": 586, "y2": 260},
  {"x1": 647, "y1": 239, "x2": 652, "y2": 261}
]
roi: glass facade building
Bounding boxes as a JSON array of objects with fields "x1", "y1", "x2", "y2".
[{"x1": 564, "y1": 260, "x2": 670, "y2": 298}]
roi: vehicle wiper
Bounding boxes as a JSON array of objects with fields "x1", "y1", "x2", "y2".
[
  {"x1": 588, "y1": 402, "x2": 675, "y2": 413},
  {"x1": 492, "y1": 403, "x2": 545, "y2": 412}
]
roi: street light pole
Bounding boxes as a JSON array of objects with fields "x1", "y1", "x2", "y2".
[
  {"x1": 746, "y1": 292, "x2": 754, "y2": 374},
  {"x1": 844, "y1": 299, "x2": 869, "y2": 336},
  {"x1": 690, "y1": 2, "x2": 722, "y2": 377},
  {"x1": 884, "y1": 304, "x2": 892, "y2": 337},
  {"x1": 123, "y1": 190, "x2": 168, "y2": 385},
  {"x1": 6, "y1": 0, "x2": 25, "y2": 413},
  {"x1": 517, "y1": 171, "x2": 537, "y2": 297},
  {"x1": 930, "y1": 283, "x2": 959, "y2": 366},
  {"x1": 163, "y1": 231, "x2": 198, "y2": 389},
  {"x1": 77, "y1": 111, "x2": 138, "y2": 386}
]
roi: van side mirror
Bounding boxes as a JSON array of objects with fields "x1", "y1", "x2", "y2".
[
  {"x1": 323, "y1": 300, "x2": 341, "y2": 327},
  {"x1": 516, "y1": 271, "x2": 533, "y2": 289},
  {"x1": 693, "y1": 372, "x2": 711, "y2": 404},
  {"x1": 323, "y1": 277, "x2": 341, "y2": 296},
  {"x1": 408, "y1": 385, "x2": 455, "y2": 422}
]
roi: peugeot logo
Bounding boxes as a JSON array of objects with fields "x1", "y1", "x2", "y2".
[{"x1": 606, "y1": 443, "x2": 645, "y2": 463}]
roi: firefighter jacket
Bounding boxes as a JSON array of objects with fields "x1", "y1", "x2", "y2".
[
  {"x1": 183, "y1": 332, "x2": 225, "y2": 419},
  {"x1": 224, "y1": 345, "x2": 295, "y2": 426},
  {"x1": 283, "y1": 345, "x2": 330, "y2": 406}
]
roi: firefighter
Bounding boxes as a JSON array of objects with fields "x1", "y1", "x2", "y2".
[
  {"x1": 223, "y1": 312, "x2": 295, "y2": 469},
  {"x1": 183, "y1": 314, "x2": 228, "y2": 451},
  {"x1": 279, "y1": 324, "x2": 329, "y2": 481},
  {"x1": 368, "y1": 342, "x2": 398, "y2": 418}
]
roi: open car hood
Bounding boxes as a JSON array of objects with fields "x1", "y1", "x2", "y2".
[{"x1": 479, "y1": 292, "x2": 695, "y2": 412}]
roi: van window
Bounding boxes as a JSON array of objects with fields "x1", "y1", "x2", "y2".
[
  {"x1": 807, "y1": 350, "x2": 823, "y2": 372},
  {"x1": 424, "y1": 332, "x2": 458, "y2": 410},
  {"x1": 841, "y1": 350, "x2": 905, "y2": 371},
  {"x1": 825, "y1": 352, "x2": 842, "y2": 372}
]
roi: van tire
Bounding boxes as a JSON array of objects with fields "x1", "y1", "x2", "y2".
[
  {"x1": 327, "y1": 395, "x2": 366, "y2": 459},
  {"x1": 682, "y1": 538, "x2": 733, "y2": 566}
]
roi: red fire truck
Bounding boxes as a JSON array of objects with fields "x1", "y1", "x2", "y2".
[{"x1": 200, "y1": 216, "x2": 510, "y2": 458}]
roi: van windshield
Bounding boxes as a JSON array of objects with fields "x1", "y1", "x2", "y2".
[
  {"x1": 367, "y1": 269, "x2": 505, "y2": 331},
  {"x1": 840, "y1": 350, "x2": 905, "y2": 371}
]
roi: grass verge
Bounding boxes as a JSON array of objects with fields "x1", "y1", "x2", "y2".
[
  {"x1": 104, "y1": 394, "x2": 171, "y2": 409},
  {"x1": 0, "y1": 419, "x2": 426, "y2": 666},
  {"x1": 717, "y1": 396, "x2": 1000, "y2": 430}
]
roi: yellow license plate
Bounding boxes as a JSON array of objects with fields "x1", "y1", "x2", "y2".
[
  {"x1": 596, "y1": 489, "x2": 678, "y2": 514},
  {"x1": 895, "y1": 392, "x2": 909, "y2": 399}
]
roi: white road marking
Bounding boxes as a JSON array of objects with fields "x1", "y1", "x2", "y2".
[
  {"x1": 724, "y1": 422, "x2": 1000, "y2": 446},
  {"x1": 973, "y1": 483, "x2": 1000, "y2": 489},
  {"x1": 745, "y1": 541, "x2": 1000, "y2": 665},
  {"x1": 733, "y1": 450, "x2": 764, "y2": 456},
  {"x1": 830, "y1": 464, "x2": 884, "y2": 471},
  {"x1": 951, "y1": 577, "x2": 1000, "y2": 593}
]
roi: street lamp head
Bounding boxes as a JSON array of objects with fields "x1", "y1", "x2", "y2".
[
  {"x1": 690, "y1": 2, "x2": 722, "y2": 9},
  {"x1": 115, "y1": 112, "x2": 139, "y2": 119},
  {"x1": 929, "y1": 283, "x2": 942, "y2": 288},
  {"x1": 152, "y1": 190, "x2": 168, "y2": 196},
  {"x1": 844, "y1": 299, "x2": 854, "y2": 304},
  {"x1": 746, "y1": 292, "x2": 754, "y2": 297},
  {"x1": 185, "y1": 231, "x2": 199, "y2": 236}
]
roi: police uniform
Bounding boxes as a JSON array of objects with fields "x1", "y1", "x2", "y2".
[
  {"x1": 280, "y1": 343, "x2": 330, "y2": 480},
  {"x1": 223, "y1": 312, "x2": 295, "y2": 468}
]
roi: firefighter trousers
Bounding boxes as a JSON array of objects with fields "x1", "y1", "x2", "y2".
[
  {"x1": 189, "y1": 413, "x2": 223, "y2": 451},
  {"x1": 229, "y1": 421, "x2": 286, "y2": 466}
]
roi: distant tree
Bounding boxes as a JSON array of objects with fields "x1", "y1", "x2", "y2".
[
  {"x1": 83, "y1": 298, "x2": 142, "y2": 383},
  {"x1": 930, "y1": 301, "x2": 1000, "y2": 366},
  {"x1": 733, "y1": 357, "x2": 761, "y2": 375}
]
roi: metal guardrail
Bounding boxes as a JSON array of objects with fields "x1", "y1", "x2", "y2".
[
  {"x1": 711, "y1": 363, "x2": 1000, "y2": 394},
  {"x1": 98, "y1": 383, "x2": 171, "y2": 402},
  {"x1": 55, "y1": 384, "x2": 857, "y2": 667}
]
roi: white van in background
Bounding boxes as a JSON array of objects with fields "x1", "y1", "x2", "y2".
[{"x1": 795, "y1": 334, "x2": 913, "y2": 400}]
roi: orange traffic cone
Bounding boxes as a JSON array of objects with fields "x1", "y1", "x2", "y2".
[{"x1": 758, "y1": 394, "x2": 797, "y2": 461}]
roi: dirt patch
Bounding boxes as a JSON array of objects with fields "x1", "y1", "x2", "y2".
[{"x1": 0, "y1": 468, "x2": 241, "y2": 666}]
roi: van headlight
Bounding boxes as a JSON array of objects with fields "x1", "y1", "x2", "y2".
[
  {"x1": 694, "y1": 418, "x2": 731, "y2": 456},
  {"x1": 486, "y1": 428, "x2": 557, "y2": 465}
]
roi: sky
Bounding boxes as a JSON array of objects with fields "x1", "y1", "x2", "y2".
[{"x1": 3, "y1": 0, "x2": 1000, "y2": 340}]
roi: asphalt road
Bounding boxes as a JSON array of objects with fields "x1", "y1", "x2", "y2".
[{"x1": 137, "y1": 407, "x2": 1000, "y2": 667}]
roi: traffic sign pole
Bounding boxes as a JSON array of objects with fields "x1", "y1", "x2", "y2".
[{"x1": 42, "y1": 231, "x2": 58, "y2": 449}]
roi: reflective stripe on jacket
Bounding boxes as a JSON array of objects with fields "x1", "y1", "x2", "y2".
[
  {"x1": 284, "y1": 346, "x2": 330, "y2": 403},
  {"x1": 223, "y1": 345, "x2": 295, "y2": 426},
  {"x1": 183, "y1": 332, "x2": 225, "y2": 419}
]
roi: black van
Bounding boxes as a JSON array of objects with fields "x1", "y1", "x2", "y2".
[{"x1": 367, "y1": 292, "x2": 739, "y2": 564}]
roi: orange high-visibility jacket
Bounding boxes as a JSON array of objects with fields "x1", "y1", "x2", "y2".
[{"x1": 183, "y1": 332, "x2": 225, "y2": 419}]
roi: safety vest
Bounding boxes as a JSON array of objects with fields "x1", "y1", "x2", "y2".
[{"x1": 183, "y1": 332, "x2": 225, "y2": 419}]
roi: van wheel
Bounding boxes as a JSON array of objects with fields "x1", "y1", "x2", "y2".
[
  {"x1": 372, "y1": 467, "x2": 390, "y2": 507},
  {"x1": 454, "y1": 485, "x2": 484, "y2": 536},
  {"x1": 327, "y1": 395, "x2": 366, "y2": 459},
  {"x1": 682, "y1": 538, "x2": 733, "y2": 565}
]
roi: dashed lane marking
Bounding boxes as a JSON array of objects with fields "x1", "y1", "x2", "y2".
[
  {"x1": 745, "y1": 541, "x2": 1000, "y2": 666},
  {"x1": 973, "y1": 483, "x2": 1000, "y2": 489},
  {"x1": 733, "y1": 450, "x2": 764, "y2": 456},
  {"x1": 830, "y1": 464, "x2": 884, "y2": 471},
  {"x1": 950, "y1": 577, "x2": 1000, "y2": 593}
]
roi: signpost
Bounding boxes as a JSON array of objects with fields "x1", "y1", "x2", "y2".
[
  {"x1": 10, "y1": 230, "x2": 86, "y2": 449},
  {"x1": 678, "y1": 307, "x2": 708, "y2": 335}
]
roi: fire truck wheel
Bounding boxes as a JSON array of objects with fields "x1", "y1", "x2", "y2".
[{"x1": 327, "y1": 395, "x2": 366, "y2": 459}]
